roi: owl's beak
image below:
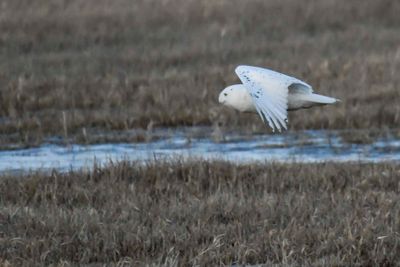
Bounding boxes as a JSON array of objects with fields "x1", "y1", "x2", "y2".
[{"x1": 218, "y1": 92, "x2": 225, "y2": 104}]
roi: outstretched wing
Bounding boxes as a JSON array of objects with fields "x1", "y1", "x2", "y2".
[
  {"x1": 288, "y1": 82, "x2": 313, "y2": 94},
  {"x1": 235, "y1": 65, "x2": 310, "y2": 132}
]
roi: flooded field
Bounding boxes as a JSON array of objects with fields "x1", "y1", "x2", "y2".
[
  {"x1": 1, "y1": 0, "x2": 400, "y2": 266},
  {"x1": 1, "y1": 128, "x2": 399, "y2": 173}
]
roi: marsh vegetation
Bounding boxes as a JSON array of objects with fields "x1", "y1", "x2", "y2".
[
  {"x1": 1, "y1": 160, "x2": 400, "y2": 266},
  {"x1": 0, "y1": 0, "x2": 399, "y2": 147},
  {"x1": 1, "y1": 0, "x2": 400, "y2": 266}
]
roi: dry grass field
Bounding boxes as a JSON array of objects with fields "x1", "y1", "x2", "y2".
[
  {"x1": 0, "y1": 0, "x2": 399, "y2": 147},
  {"x1": 1, "y1": 1, "x2": 400, "y2": 266},
  {"x1": 1, "y1": 160, "x2": 400, "y2": 266}
]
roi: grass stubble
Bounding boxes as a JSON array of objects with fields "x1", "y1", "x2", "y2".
[
  {"x1": 1, "y1": 160, "x2": 400, "y2": 266},
  {"x1": 0, "y1": 0, "x2": 399, "y2": 147}
]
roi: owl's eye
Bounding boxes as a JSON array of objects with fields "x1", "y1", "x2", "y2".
[{"x1": 224, "y1": 93, "x2": 228, "y2": 96}]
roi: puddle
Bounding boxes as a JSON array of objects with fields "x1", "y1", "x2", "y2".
[{"x1": 1, "y1": 129, "x2": 400, "y2": 173}]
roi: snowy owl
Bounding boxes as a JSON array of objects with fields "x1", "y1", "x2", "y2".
[{"x1": 218, "y1": 65, "x2": 339, "y2": 132}]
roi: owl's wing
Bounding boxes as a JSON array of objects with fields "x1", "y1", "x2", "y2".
[{"x1": 235, "y1": 65, "x2": 308, "y2": 132}]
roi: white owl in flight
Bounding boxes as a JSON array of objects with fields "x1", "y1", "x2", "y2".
[{"x1": 218, "y1": 65, "x2": 340, "y2": 132}]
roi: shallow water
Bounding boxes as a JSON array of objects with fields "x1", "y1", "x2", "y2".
[{"x1": 1, "y1": 129, "x2": 400, "y2": 173}]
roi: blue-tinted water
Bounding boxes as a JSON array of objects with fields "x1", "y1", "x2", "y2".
[{"x1": 0, "y1": 130, "x2": 399, "y2": 173}]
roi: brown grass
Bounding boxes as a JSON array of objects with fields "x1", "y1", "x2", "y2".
[
  {"x1": 0, "y1": 0, "x2": 399, "y2": 147},
  {"x1": 1, "y1": 159, "x2": 400, "y2": 266}
]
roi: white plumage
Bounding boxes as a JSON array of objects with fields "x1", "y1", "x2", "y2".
[{"x1": 218, "y1": 65, "x2": 339, "y2": 132}]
